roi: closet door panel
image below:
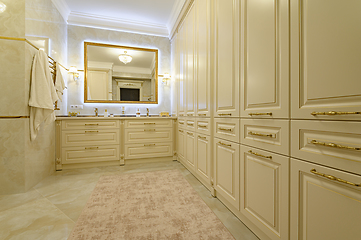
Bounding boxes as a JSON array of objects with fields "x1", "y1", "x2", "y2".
[
  {"x1": 178, "y1": 22, "x2": 186, "y2": 116},
  {"x1": 196, "y1": 134, "x2": 211, "y2": 188},
  {"x1": 186, "y1": 5, "x2": 195, "y2": 116},
  {"x1": 291, "y1": 0, "x2": 361, "y2": 120},
  {"x1": 185, "y1": 131, "x2": 196, "y2": 170},
  {"x1": 241, "y1": 0, "x2": 289, "y2": 118},
  {"x1": 214, "y1": 0, "x2": 240, "y2": 117}
]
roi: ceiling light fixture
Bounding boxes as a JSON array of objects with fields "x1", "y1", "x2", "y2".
[
  {"x1": 0, "y1": 2, "x2": 6, "y2": 13},
  {"x1": 118, "y1": 51, "x2": 132, "y2": 64}
]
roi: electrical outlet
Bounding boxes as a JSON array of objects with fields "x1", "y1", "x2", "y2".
[{"x1": 70, "y1": 105, "x2": 75, "y2": 109}]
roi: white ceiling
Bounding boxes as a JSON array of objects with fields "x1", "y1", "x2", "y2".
[{"x1": 52, "y1": 0, "x2": 186, "y2": 37}]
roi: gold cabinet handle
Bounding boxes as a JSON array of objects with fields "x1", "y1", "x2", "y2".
[
  {"x1": 85, "y1": 147, "x2": 99, "y2": 150},
  {"x1": 144, "y1": 129, "x2": 156, "y2": 132},
  {"x1": 218, "y1": 127, "x2": 233, "y2": 132},
  {"x1": 85, "y1": 123, "x2": 99, "y2": 126},
  {"x1": 310, "y1": 140, "x2": 361, "y2": 151},
  {"x1": 249, "y1": 112, "x2": 272, "y2": 116},
  {"x1": 198, "y1": 113, "x2": 206, "y2": 116},
  {"x1": 187, "y1": 132, "x2": 194, "y2": 136},
  {"x1": 198, "y1": 125, "x2": 207, "y2": 128},
  {"x1": 144, "y1": 144, "x2": 156, "y2": 147},
  {"x1": 144, "y1": 122, "x2": 156, "y2": 125},
  {"x1": 85, "y1": 130, "x2": 99, "y2": 133},
  {"x1": 179, "y1": 130, "x2": 184, "y2": 133},
  {"x1": 218, "y1": 141, "x2": 232, "y2": 147},
  {"x1": 187, "y1": 123, "x2": 194, "y2": 126},
  {"x1": 248, "y1": 150, "x2": 272, "y2": 159},
  {"x1": 187, "y1": 114, "x2": 193, "y2": 116},
  {"x1": 179, "y1": 122, "x2": 185, "y2": 125},
  {"x1": 198, "y1": 136, "x2": 207, "y2": 140},
  {"x1": 179, "y1": 114, "x2": 184, "y2": 116},
  {"x1": 310, "y1": 169, "x2": 360, "y2": 187},
  {"x1": 248, "y1": 131, "x2": 274, "y2": 138},
  {"x1": 311, "y1": 111, "x2": 361, "y2": 116},
  {"x1": 218, "y1": 113, "x2": 232, "y2": 116}
]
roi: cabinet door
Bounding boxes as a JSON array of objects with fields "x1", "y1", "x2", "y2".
[
  {"x1": 240, "y1": 146, "x2": 289, "y2": 240},
  {"x1": 196, "y1": 134, "x2": 211, "y2": 188},
  {"x1": 178, "y1": 21, "x2": 186, "y2": 116},
  {"x1": 291, "y1": 0, "x2": 361, "y2": 120},
  {"x1": 213, "y1": 0, "x2": 240, "y2": 118},
  {"x1": 185, "y1": 131, "x2": 196, "y2": 170},
  {"x1": 290, "y1": 158, "x2": 361, "y2": 240},
  {"x1": 185, "y1": 4, "x2": 195, "y2": 117},
  {"x1": 195, "y1": 0, "x2": 211, "y2": 117},
  {"x1": 214, "y1": 138, "x2": 240, "y2": 210},
  {"x1": 241, "y1": 0, "x2": 289, "y2": 119},
  {"x1": 177, "y1": 129, "x2": 186, "y2": 161}
]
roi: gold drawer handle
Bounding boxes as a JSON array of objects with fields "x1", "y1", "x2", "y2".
[
  {"x1": 179, "y1": 130, "x2": 184, "y2": 133},
  {"x1": 187, "y1": 123, "x2": 194, "y2": 126},
  {"x1": 248, "y1": 150, "x2": 272, "y2": 159},
  {"x1": 144, "y1": 144, "x2": 156, "y2": 147},
  {"x1": 198, "y1": 114, "x2": 206, "y2": 116},
  {"x1": 310, "y1": 169, "x2": 360, "y2": 187},
  {"x1": 179, "y1": 114, "x2": 184, "y2": 116},
  {"x1": 198, "y1": 136, "x2": 207, "y2": 140},
  {"x1": 179, "y1": 122, "x2": 185, "y2": 125},
  {"x1": 144, "y1": 129, "x2": 156, "y2": 132},
  {"x1": 248, "y1": 131, "x2": 274, "y2": 138},
  {"x1": 249, "y1": 112, "x2": 272, "y2": 116},
  {"x1": 187, "y1": 114, "x2": 193, "y2": 116},
  {"x1": 85, "y1": 147, "x2": 99, "y2": 150},
  {"x1": 219, "y1": 127, "x2": 233, "y2": 132},
  {"x1": 85, "y1": 123, "x2": 99, "y2": 126},
  {"x1": 85, "y1": 130, "x2": 99, "y2": 133},
  {"x1": 198, "y1": 125, "x2": 207, "y2": 128},
  {"x1": 144, "y1": 122, "x2": 156, "y2": 125},
  {"x1": 218, "y1": 113, "x2": 232, "y2": 116},
  {"x1": 310, "y1": 140, "x2": 361, "y2": 151},
  {"x1": 218, "y1": 141, "x2": 232, "y2": 147},
  {"x1": 187, "y1": 132, "x2": 194, "y2": 136},
  {"x1": 311, "y1": 111, "x2": 361, "y2": 116}
]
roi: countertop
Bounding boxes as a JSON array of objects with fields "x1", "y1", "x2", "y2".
[{"x1": 56, "y1": 115, "x2": 177, "y2": 120}]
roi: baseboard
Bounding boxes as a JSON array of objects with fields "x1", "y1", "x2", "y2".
[
  {"x1": 61, "y1": 160, "x2": 120, "y2": 170},
  {"x1": 125, "y1": 156, "x2": 174, "y2": 164}
]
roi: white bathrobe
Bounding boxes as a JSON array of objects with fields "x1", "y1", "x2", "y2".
[
  {"x1": 55, "y1": 62, "x2": 66, "y2": 102},
  {"x1": 29, "y1": 50, "x2": 58, "y2": 141}
]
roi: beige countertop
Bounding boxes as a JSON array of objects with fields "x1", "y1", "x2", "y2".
[{"x1": 56, "y1": 115, "x2": 177, "y2": 120}]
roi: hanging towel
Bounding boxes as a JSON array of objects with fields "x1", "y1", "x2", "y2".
[
  {"x1": 55, "y1": 62, "x2": 66, "y2": 101},
  {"x1": 29, "y1": 50, "x2": 58, "y2": 141}
]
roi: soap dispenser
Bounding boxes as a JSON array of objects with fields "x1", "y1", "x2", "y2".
[
  {"x1": 136, "y1": 108, "x2": 140, "y2": 117},
  {"x1": 104, "y1": 109, "x2": 108, "y2": 118}
]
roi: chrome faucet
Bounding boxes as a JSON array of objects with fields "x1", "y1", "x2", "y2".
[{"x1": 94, "y1": 108, "x2": 98, "y2": 117}]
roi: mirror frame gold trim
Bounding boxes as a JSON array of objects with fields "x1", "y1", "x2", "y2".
[{"x1": 84, "y1": 41, "x2": 158, "y2": 104}]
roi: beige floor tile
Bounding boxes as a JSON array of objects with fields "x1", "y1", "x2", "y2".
[{"x1": 0, "y1": 189, "x2": 43, "y2": 213}]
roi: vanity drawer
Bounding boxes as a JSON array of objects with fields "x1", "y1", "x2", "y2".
[
  {"x1": 125, "y1": 119, "x2": 172, "y2": 128},
  {"x1": 124, "y1": 128, "x2": 172, "y2": 144},
  {"x1": 125, "y1": 142, "x2": 173, "y2": 159},
  {"x1": 178, "y1": 118, "x2": 186, "y2": 129},
  {"x1": 186, "y1": 118, "x2": 196, "y2": 130},
  {"x1": 62, "y1": 145, "x2": 120, "y2": 164},
  {"x1": 241, "y1": 119, "x2": 290, "y2": 156},
  {"x1": 196, "y1": 118, "x2": 211, "y2": 135},
  {"x1": 214, "y1": 118, "x2": 240, "y2": 143},
  {"x1": 62, "y1": 129, "x2": 120, "y2": 147},
  {"x1": 62, "y1": 120, "x2": 119, "y2": 130},
  {"x1": 291, "y1": 120, "x2": 361, "y2": 174}
]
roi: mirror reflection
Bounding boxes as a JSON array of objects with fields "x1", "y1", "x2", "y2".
[{"x1": 84, "y1": 42, "x2": 158, "y2": 103}]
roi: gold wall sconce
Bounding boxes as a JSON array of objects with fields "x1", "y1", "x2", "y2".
[
  {"x1": 68, "y1": 66, "x2": 80, "y2": 81},
  {"x1": 160, "y1": 73, "x2": 171, "y2": 86}
]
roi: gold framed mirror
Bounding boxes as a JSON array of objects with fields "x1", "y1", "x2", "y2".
[{"x1": 84, "y1": 42, "x2": 158, "y2": 104}]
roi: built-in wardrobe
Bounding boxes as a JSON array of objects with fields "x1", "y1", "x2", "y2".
[{"x1": 171, "y1": 0, "x2": 361, "y2": 239}]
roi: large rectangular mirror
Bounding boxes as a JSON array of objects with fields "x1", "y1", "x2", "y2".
[{"x1": 84, "y1": 42, "x2": 158, "y2": 104}]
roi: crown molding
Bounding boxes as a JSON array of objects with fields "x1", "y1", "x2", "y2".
[
  {"x1": 169, "y1": 0, "x2": 194, "y2": 40},
  {"x1": 167, "y1": 0, "x2": 187, "y2": 37},
  {"x1": 68, "y1": 12, "x2": 169, "y2": 37},
  {"x1": 51, "y1": 0, "x2": 70, "y2": 22}
]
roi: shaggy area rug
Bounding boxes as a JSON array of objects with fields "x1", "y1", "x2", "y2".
[{"x1": 68, "y1": 170, "x2": 235, "y2": 240}]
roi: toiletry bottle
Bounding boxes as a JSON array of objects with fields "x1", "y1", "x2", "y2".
[
  {"x1": 136, "y1": 108, "x2": 140, "y2": 117},
  {"x1": 122, "y1": 106, "x2": 125, "y2": 115},
  {"x1": 104, "y1": 109, "x2": 108, "y2": 118}
]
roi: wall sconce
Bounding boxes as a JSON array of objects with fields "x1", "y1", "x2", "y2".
[
  {"x1": 68, "y1": 66, "x2": 80, "y2": 81},
  {"x1": 161, "y1": 73, "x2": 171, "y2": 86},
  {"x1": 0, "y1": 2, "x2": 6, "y2": 13}
]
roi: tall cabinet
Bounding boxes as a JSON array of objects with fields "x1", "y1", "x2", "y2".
[{"x1": 171, "y1": 0, "x2": 361, "y2": 239}]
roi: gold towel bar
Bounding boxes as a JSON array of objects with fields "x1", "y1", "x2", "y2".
[
  {"x1": 311, "y1": 111, "x2": 361, "y2": 116},
  {"x1": 248, "y1": 150, "x2": 272, "y2": 159},
  {"x1": 310, "y1": 140, "x2": 360, "y2": 151},
  {"x1": 310, "y1": 169, "x2": 360, "y2": 187}
]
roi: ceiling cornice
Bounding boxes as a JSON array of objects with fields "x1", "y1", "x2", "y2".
[
  {"x1": 68, "y1": 12, "x2": 169, "y2": 37},
  {"x1": 51, "y1": 0, "x2": 70, "y2": 22},
  {"x1": 167, "y1": 0, "x2": 187, "y2": 37}
]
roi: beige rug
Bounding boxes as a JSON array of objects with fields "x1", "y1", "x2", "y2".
[{"x1": 68, "y1": 170, "x2": 235, "y2": 240}]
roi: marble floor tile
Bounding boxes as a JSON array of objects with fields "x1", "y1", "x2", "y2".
[{"x1": 1, "y1": 160, "x2": 259, "y2": 240}]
